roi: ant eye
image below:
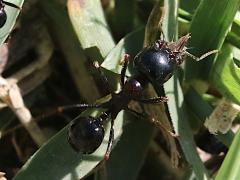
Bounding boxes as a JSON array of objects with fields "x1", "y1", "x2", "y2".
[
  {"x1": 68, "y1": 116, "x2": 104, "y2": 154},
  {"x1": 0, "y1": 9, "x2": 7, "y2": 28}
]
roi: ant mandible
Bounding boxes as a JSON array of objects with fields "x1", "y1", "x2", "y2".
[
  {"x1": 59, "y1": 34, "x2": 217, "y2": 160},
  {"x1": 0, "y1": 0, "x2": 21, "y2": 28}
]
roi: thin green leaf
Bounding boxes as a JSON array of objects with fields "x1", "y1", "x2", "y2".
[
  {"x1": 162, "y1": 0, "x2": 209, "y2": 179},
  {"x1": 67, "y1": 0, "x2": 115, "y2": 60},
  {"x1": 106, "y1": 114, "x2": 154, "y2": 180},
  {"x1": 14, "y1": 110, "x2": 124, "y2": 180},
  {"x1": 39, "y1": 0, "x2": 101, "y2": 102},
  {"x1": 215, "y1": 130, "x2": 240, "y2": 180},
  {"x1": 210, "y1": 43, "x2": 240, "y2": 104},
  {"x1": 180, "y1": 0, "x2": 200, "y2": 14},
  {"x1": 185, "y1": 0, "x2": 240, "y2": 82},
  {"x1": 0, "y1": 0, "x2": 24, "y2": 44},
  {"x1": 101, "y1": 28, "x2": 144, "y2": 74},
  {"x1": 109, "y1": 0, "x2": 136, "y2": 39},
  {"x1": 164, "y1": 77, "x2": 209, "y2": 179}
]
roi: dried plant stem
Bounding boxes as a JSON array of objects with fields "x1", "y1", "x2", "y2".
[
  {"x1": 0, "y1": 37, "x2": 53, "y2": 146},
  {"x1": 0, "y1": 77, "x2": 47, "y2": 146}
]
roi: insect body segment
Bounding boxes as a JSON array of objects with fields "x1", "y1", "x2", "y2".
[{"x1": 67, "y1": 55, "x2": 167, "y2": 159}]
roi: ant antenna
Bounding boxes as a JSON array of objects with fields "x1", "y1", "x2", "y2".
[{"x1": 185, "y1": 49, "x2": 218, "y2": 61}]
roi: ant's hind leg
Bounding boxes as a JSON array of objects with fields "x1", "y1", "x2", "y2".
[
  {"x1": 120, "y1": 54, "x2": 130, "y2": 88},
  {"x1": 104, "y1": 119, "x2": 115, "y2": 160},
  {"x1": 126, "y1": 107, "x2": 177, "y2": 137}
]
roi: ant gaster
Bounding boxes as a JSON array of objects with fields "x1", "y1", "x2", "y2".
[
  {"x1": 0, "y1": 0, "x2": 21, "y2": 28},
  {"x1": 64, "y1": 34, "x2": 217, "y2": 160}
]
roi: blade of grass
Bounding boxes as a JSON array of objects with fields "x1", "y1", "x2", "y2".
[
  {"x1": 179, "y1": 0, "x2": 200, "y2": 14},
  {"x1": 39, "y1": 0, "x2": 101, "y2": 103},
  {"x1": 67, "y1": 0, "x2": 115, "y2": 60},
  {"x1": 215, "y1": 129, "x2": 240, "y2": 180},
  {"x1": 210, "y1": 43, "x2": 240, "y2": 104},
  {"x1": 109, "y1": 0, "x2": 136, "y2": 39},
  {"x1": 106, "y1": 113, "x2": 154, "y2": 180},
  {"x1": 164, "y1": 77, "x2": 209, "y2": 179},
  {"x1": 13, "y1": 110, "x2": 124, "y2": 180},
  {"x1": 161, "y1": 0, "x2": 209, "y2": 179},
  {"x1": 185, "y1": 0, "x2": 240, "y2": 82},
  {"x1": 101, "y1": 27, "x2": 144, "y2": 75}
]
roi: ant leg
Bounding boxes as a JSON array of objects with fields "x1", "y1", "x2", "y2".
[
  {"x1": 2, "y1": 103, "x2": 100, "y2": 138},
  {"x1": 56, "y1": 104, "x2": 100, "y2": 113},
  {"x1": 37, "y1": 104, "x2": 100, "y2": 120},
  {"x1": 120, "y1": 54, "x2": 130, "y2": 88},
  {"x1": 104, "y1": 119, "x2": 114, "y2": 160},
  {"x1": 135, "y1": 96, "x2": 168, "y2": 104},
  {"x1": 126, "y1": 107, "x2": 177, "y2": 137},
  {"x1": 2, "y1": 1, "x2": 21, "y2": 9},
  {"x1": 94, "y1": 61, "x2": 111, "y2": 93}
]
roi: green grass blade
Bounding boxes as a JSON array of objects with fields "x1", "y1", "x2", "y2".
[
  {"x1": 215, "y1": 130, "x2": 240, "y2": 180},
  {"x1": 109, "y1": 0, "x2": 136, "y2": 39},
  {"x1": 13, "y1": 111, "x2": 124, "y2": 180},
  {"x1": 67, "y1": 0, "x2": 115, "y2": 60},
  {"x1": 185, "y1": 0, "x2": 240, "y2": 82},
  {"x1": 106, "y1": 114, "x2": 154, "y2": 180},
  {"x1": 164, "y1": 77, "x2": 209, "y2": 179},
  {"x1": 210, "y1": 43, "x2": 240, "y2": 104},
  {"x1": 39, "y1": 0, "x2": 101, "y2": 102},
  {"x1": 162, "y1": 0, "x2": 209, "y2": 179},
  {"x1": 0, "y1": 0, "x2": 24, "y2": 44},
  {"x1": 101, "y1": 27, "x2": 144, "y2": 75}
]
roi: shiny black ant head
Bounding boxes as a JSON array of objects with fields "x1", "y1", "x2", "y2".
[
  {"x1": 0, "y1": 1, "x2": 21, "y2": 28},
  {"x1": 133, "y1": 45, "x2": 177, "y2": 86},
  {"x1": 68, "y1": 116, "x2": 104, "y2": 154},
  {"x1": 133, "y1": 34, "x2": 192, "y2": 86}
]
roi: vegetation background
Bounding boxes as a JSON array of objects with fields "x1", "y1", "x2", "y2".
[{"x1": 0, "y1": 0, "x2": 240, "y2": 179}]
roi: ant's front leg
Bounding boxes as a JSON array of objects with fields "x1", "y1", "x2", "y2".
[
  {"x1": 120, "y1": 54, "x2": 130, "y2": 88},
  {"x1": 135, "y1": 96, "x2": 168, "y2": 104}
]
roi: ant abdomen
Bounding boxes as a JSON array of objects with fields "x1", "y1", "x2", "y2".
[{"x1": 68, "y1": 116, "x2": 105, "y2": 154}]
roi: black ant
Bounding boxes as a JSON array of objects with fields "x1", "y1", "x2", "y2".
[
  {"x1": 57, "y1": 34, "x2": 217, "y2": 160},
  {"x1": 67, "y1": 54, "x2": 169, "y2": 160},
  {"x1": 0, "y1": 0, "x2": 21, "y2": 28}
]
